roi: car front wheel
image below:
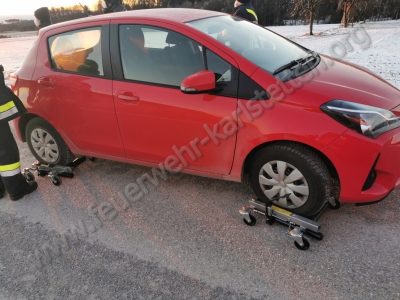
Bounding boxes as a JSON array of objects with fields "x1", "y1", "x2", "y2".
[
  {"x1": 26, "y1": 118, "x2": 75, "y2": 166},
  {"x1": 249, "y1": 143, "x2": 331, "y2": 217}
]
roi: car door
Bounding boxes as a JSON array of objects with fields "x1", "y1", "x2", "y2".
[
  {"x1": 32, "y1": 23, "x2": 125, "y2": 157},
  {"x1": 110, "y1": 22, "x2": 239, "y2": 174}
]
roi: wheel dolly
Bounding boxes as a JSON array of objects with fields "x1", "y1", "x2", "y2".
[
  {"x1": 22, "y1": 156, "x2": 92, "y2": 186},
  {"x1": 239, "y1": 197, "x2": 339, "y2": 250}
]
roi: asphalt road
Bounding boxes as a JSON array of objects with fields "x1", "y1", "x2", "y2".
[{"x1": 0, "y1": 124, "x2": 399, "y2": 300}]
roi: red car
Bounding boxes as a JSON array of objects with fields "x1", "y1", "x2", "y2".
[{"x1": 10, "y1": 9, "x2": 400, "y2": 217}]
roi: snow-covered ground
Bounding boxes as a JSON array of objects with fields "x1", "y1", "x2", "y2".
[
  {"x1": 268, "y1": 20, "x2": 400, "y2": 89},
  {"x1": 0, "y1": 30, "x2": 37, "y2": 38},
  {"x1": 267, "y1": 23, "x2": 341, "y2": 39},
  {"x1": 1, "y1": 20, "x2": 400, "y2": 89},
  {"x1": 0, "y1": 35, "x2": 36, "y2": 86}
]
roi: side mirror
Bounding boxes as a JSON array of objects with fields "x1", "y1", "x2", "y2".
[{"x1": 180, "y1": 70, "x2": 216, "y2": 94}]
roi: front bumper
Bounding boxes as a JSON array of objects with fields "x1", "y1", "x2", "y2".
[{"x1": 323, "y1": 127, "x2": 400, "y2": 203}]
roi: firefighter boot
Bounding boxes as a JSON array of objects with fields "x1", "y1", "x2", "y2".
[{"x1": 2, "y1": 173, "x2": 38, "y2": 201}]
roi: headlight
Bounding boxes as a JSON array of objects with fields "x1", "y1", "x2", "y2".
[{"x1": 321, "y1": 100, "x2": 400, "y2": 139}]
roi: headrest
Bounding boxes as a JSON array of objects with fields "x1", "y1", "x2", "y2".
[
  {"x1": 126, "y1": 26, "x2": 145, "y2": 48},
  {"x1": 165, "y1": 32, "x2": 184, "y2": 45}
]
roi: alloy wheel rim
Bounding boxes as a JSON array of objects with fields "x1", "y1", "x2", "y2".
[
  {"x1": 258, "y1": 160, "x2": 309, "y2": 209},
  {"x1": 31, "y1": 129, "x2": 59, "y2": 163}
]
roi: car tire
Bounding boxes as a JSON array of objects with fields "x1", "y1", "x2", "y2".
[
  {"x1": 26, "y1": 118, "x2": 75, "y2": 166},
  {"x1": 249, "y1": 143, "x2": 331, "y2": 217}
]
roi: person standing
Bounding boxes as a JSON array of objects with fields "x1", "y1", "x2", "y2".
[
  {"x1": 102, "y1": 0, "x2": 126, "y2": 14},
  {"x1": 233, "y1": 0, "x2": 258, "y2": 24},
  {"x1": 34, "y1": 7, "x2": 52, "y2": 29},
  {"x1": 0, "y1": 65, "x2": 38, "y2": 200}
]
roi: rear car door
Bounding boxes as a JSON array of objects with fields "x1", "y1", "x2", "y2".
[
  {"x1": 110, "y1": 20, "x2": 239, "y2": 174},
  {"x1": 32, "y1": 22, "x2": 125, "y2": 157}
]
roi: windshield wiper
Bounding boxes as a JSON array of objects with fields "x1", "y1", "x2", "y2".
[
  {"x1": 273, "y1": 60, "x2": 300, "y2": 75},
  {"x1": 273, "y1": 52, "x2": 317, "y2": 75}
]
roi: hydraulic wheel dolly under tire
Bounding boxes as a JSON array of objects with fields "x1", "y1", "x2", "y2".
[
  {"x1": 239, "y1": 197, "x2": 340, "y2": 250},
  {"x1": 22, "y1": 156, "x2": 93, "y2": 186}
]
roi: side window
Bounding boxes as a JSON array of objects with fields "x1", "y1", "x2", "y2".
[
  {"x1": 48, "y1": 27, "x2": 103, "y2": 76},
  {"x1": 206, "y1": 49, "x2": 233, "y2": 83},
  {"x1": 206, "y1": 49, "x2": 238, "y2": 98},
  {"x1": 119, "y1": 25, "x2": 204, "y2": 86}
]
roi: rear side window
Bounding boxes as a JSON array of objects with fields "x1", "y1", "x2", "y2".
[{"x1": 48, "y1": 27, "x2": 104, "y2": 76}]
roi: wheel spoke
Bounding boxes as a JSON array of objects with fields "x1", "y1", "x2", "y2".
[
  {"x1": 37, "y1": 147, "x2": 45, "y2": 157},
  {"x1": 45, "y1": 148, "x2": 55, "y2": 162},
  {"x1": 47, "y1": 144, "x2": 59, "y2": 151},
  {"x1": 277, "y1": 196, "x2": 288, "y2": 208},
  {"x1": 289, "y1": 193, "x2": 305, "y2": 207},
  {"x1": 44, "y1": 133, "x2": 52, "y2": 144},
  {"x1": 287, "y1": 184, "x2": 309, "y2": 196},
  {"x1": 283, "y1": 169, "x2": 303, "y2": 184},
  {"x1": 263, "y1": 186, "x2": 281, "y2": 199},
  {"x1": 277, "y1": 189, "x2": 288, "y2": 207},
  {"x1": 31, "y1": 139, "x2": 42, "y2": 148},
  {"x1": 259, "y1": 175, "x2": 278, "y2": 186},
  {"x1": 262, "y1": 163, "x2": 278, "y2": 181},
  {"x1": 36, "y1": 129, "x2": 45, "y2": 143},
  {"x1": 277, "y1": 161, "x2": 287, "y2": 181}
]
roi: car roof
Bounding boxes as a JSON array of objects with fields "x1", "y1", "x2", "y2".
[{"x1": 41, "y1": 8, "x2": 225, "y2": 32}]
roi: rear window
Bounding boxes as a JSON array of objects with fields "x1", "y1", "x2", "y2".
[{"x1": 48, "y1": 27, "x2": 104, "y2": 76}]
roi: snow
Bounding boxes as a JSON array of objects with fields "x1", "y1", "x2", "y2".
[
  {"x1": 0, "y1": 35, "x2": 36, "y2": 86},
  {"x1": 1, "y1": 20, "x2": 400, "y2": 89},
  {"x1": 268, "y1": 20, "x2": 400, "y2": 89},
  {"x1": 267, "y1": 23, "x2": 341, "y2": 40}
]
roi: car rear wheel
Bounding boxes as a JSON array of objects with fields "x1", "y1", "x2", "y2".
[
  {"x1": 26, "y1": 118, "x2": 75, "y2": 165},
  {"x1": 249, "y1": 143, "x2": 331, "y2": 217}
]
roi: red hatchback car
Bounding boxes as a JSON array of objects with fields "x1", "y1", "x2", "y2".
[{"x1": 11, "y1": 9, "x2": 400, "y2": 217}]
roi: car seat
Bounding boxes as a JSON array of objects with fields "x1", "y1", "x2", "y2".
[
  {"x1": 121, "y1": 26, "x2": 165, "y2": 84},
  {"x1": 163, "y1": 31, "x2": 203, "y2": 85}
]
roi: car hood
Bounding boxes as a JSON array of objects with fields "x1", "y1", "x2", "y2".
[{"x1": 301, "y1": 55, "x2": 400, "y2": 110}]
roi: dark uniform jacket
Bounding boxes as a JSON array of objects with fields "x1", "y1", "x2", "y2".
[
  {"x1": 234, "y1": 3, "x2": 258, "y2": 24},
  {"x1": 104, "y1": 0, "x2": 126, "y2": 14},
  {"x1": 0, "y1": 66, "x2": 26, "y2": 124}
]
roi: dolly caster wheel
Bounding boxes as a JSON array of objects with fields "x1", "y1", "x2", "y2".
[
  {"x1": 61, "y1": 172, "x2": 74, "y2": 179},
  {"x1": 24, "y1": 171, "x2": 35, "y2": 182},
  {"x1": 243, "y1": 214, "x2": 257, "y2": 226},
  {"x1": 313, "y1": 232, "x2": 324, "y2": 241},
  {"x1": 328, "y1": 197, "x2": 341, "y2": 210},
  {"x1": 294, "y1": 236, "x2": 310, "y2": 250},
  {"x1": 266, "y1": 215, "x2": 275, "y2": 225},
  {"x1": 38, "y1": 171, "x2": 47, "y2": 177},
  {"x1": 51, "y1": 176, "x2": 62, "y2": 186}
]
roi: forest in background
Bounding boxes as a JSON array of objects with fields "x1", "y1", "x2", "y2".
[{"x1": 0, "y1": 0, "x2": 399, "y2": 34}]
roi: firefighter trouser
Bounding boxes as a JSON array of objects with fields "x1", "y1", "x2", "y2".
[{"x1": 0, "y1": 122, "x2": 27, "y2": 196}]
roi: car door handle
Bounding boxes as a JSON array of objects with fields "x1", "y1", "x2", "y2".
[
  {"x1": 117, "y1": 93, "x2": 140, "y2": 103},
  {"x1": 38, "y1": 78, "x2": 55, "y2": 87}
]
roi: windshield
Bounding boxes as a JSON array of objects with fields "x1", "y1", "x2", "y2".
[{"x1": 187, "y1": 16, "x2": 309, "y2": 74}]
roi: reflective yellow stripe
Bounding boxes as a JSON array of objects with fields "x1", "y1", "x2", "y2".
[
  {"x1": 0, "y1": 101, "x2": 15, "y2": 113},
  {"x1": 0, "y1": 106, "x2": 18, "y2": 121},
  {"x1": 246, "y1": 9, "x2": 258, "y2": 21},
  {"x1": 0, "y1": 162, "x2": 21, "y2": 172}
]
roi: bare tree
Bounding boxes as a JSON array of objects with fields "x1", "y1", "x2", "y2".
[{"x1": 290, "y1": 0, "x2": 326, "y2": 35}]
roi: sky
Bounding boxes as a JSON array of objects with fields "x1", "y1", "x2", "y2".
[{"x1": 0, "y1": 0, "x2": 99, "y2": 17}]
